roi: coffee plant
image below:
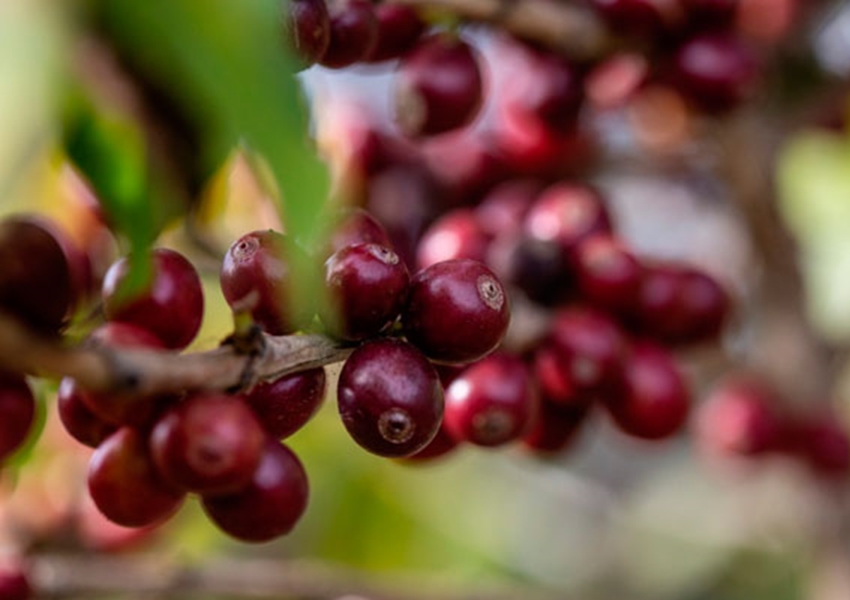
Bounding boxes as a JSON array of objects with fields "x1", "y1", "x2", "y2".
[{"x1": 0, "y1": 0, "x2": 849, "y2": 598}]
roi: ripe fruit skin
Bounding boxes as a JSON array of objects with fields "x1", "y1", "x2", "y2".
[
  {"x1": 325, "y1": 208, "x2": 391, "y2": 257},
  {"x1": 416, "y1": 209, "x2": 490, "y2": 269},
  {"x1": 220, "y1": 230, "x2": 309, "y2": 335},
  {"x1": 150, "y1": 394, "x2": 266, "y2": 495},
  {"x1": 444, "y1": 354, "x2": 539, "y2": 447},
  {"x1": 0, "y1": 372, "x2": 35, "y2": 461},
  {"x1": 241, "y1": 367, "x2": 326, "y2": 440},
  {"x1": 697, "y1": 378, "x2": 783, "y2": 457},
  {"x1": 285, "y1": 0, "x2": 331, "y2": 66},
  {"x1": 0, "y1": 563, "x2": 31, "y2": 600},
  {"x1": 522, "y1": 401, "x2": 589, "y2": 454},
  {"x1": 672, "y1": 34, "x2": 758, "y2": 113},
  {"x1": 787, "y1": 415, "x2": 850, "y2": 478},
  {"x1": 534, "y1": 308, "x2": 627, "y2": 406},
  {"x1": 102, "y1": 248, "x2": 204, "y2": 350},
  {"x1": 88, "y1": 428, "x2": 185, "y2": 528},
  {"x1": 321, "y1": 243, "x2": 409, "y2": 341},
  {"x1": 337, "y1": 339, "x2": 443, "y2": 457},
  {"x1": 394, "y1": 35, "x2": 483, "y2": 137},
  {"x1": 574, "y1": 235, "x2": 642, "y2": 314},
  {"x1": 320, "y1": 0, "x2": 379, "y2": 68},
  {"x1": 404, "y1": 423, "x2": 459, "y2": 462},
  {"x1": 57, "y1": 377, "x2": 117, "y2": 448},
  {"x1": 475, "y1": 179, "x2": 539, "y2": 239},
  {"x1": 78, "y1": 323, "x2": 171, "y2": 427},
  {"x1": 403, "y1": 260, "x2": 510, "y2": 365},
  {"x1": 606, "y1": 343, "x2": 690, "y2": 440},
  {"x1": 0, "y1": 217, "x2": 73, "y2": 334},
  {"x1": 366, "y1": 4, "x2": 425, "y2": 62},
  {"x1": 201, "y1": 440, "x2": 309, "y2": 543}
]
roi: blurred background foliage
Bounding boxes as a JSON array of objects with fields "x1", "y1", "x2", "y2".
[{"x1": 1, "y1": 1, "x2": 850, "y2": 599}]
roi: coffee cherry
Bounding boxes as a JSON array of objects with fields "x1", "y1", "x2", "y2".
[
  {"x1": 533, "y1": 307, "x2": 627, "y2": 406},
  {"x1": 88, "y1": 428, "x2": 185, "y2": 528},
  {"x1": 0, "y1": 217, "x2": 73, "y2": 334},
  {"x1": 403, "y1": 259, "x2": 509, "y2": 365},
  {"x1": 672, "y1": 33, "x2": 758, "y2": 113},
  {"x1": 0, "y1": 562, "x2": 31, "y2": 600},
  {"x1": 320, "y1": 243, "x2": 409, "y2": 341},
  {"x1": 444, "y1": 354, "x2": 538, "y2": 447},
  {"x1": 221, "y1": 230, "x2": 312, "y2": 335},
  {"x1": 366, "y1": 4, "x2": 425, "y2": 62},
  {"x1": 320, "y1": 0, "x2": 379, "y2": 68},
  {"x1": 404, "y1": 423, "x2": 459, "y2": 462},
  {"x1": 574, "y1": 235, "x2": 642, "y2": 314},
  {"x1": 202, "y1": 440, "x2": 309, "y2": 543},
  {"x1": 78, "y1": 323, "x2": 171, "y2": 427},
  {"x1": 786, "y1": 415, "x2": 850, "y2": 478},
  {"x1": 0, "y1": 372, "x2": 36, "y2": 461},
  {"x1": 605, "y1": 343, "x2": 690, "y2": 440},
  {"x1": 394, "y1": 35, "x2": 483, "y2": 137},
  {"x1": 241, "y1": 368, "x2": 326, "y2": 440},
  {"x1": 325, "y1": 208, "x2": 391, "y2": 257},
  {"x1": 416, "y1": 209, "x2": 489, "y2": 269},
  {"x1": 57, "y1": 378, "x2": 117, "y2": 448},
  {"x1": 522, "y1": 401, "x2": 589, "y2": 454},
  {"x1": 337, "y1": 339, "x2": 443, "y2": 457},
  {"x1": 490, "y1": 234, "x2": 573, "y2": 306},
  {"x1": 696, "y1": 377, "x2": 782, "y2": 457},
  {"x1": 475, "y1": 180, "x2": 540, "y2": 239},
  {"x1": 102, "y1": 248, "x2": 204, "y2": 350},
  {"x1": 150, "y1": 394, "x2": 266, "y2": 495},
  {"x1": 524, "y1": 183, "x2": 612, "y2": 259},
  {"x1": 285, "y1": 0, "x2": 331, "y2": 66}
]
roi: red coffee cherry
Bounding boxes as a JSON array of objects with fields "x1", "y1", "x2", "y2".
[
  {"x1": 605, "y1": 343, "x2": 690, "y2": 440},
  {"x1": 0, "y1": 372, "x2": 36, "y2": 462},
  {"x1": 785, "y1": 414, "x2": 850, "y2": 478},
  {"x1": 337, "y1": 338, "x2": 443, "y2": 457},
  {"x1": 0, "y1": 561, "x2": 31, "y2": 600},
  {"x1": 88, "y1": 428, "x2": 185, "y2": 528},
  {"x1": 241, "y1": 368, "x2": 326, "y2": 440},
  {"x1": 102, "y1": 248, "x2": 204, "y2": 350},
  {"x1": 366, "y1": 4, "x2": 425, "y2": 62},
  {"x1": 404, "y1": 423, "x2": 459, "y2": 462},
  {"x1": 416, "y1": 209, "x2": 490, "y2": 270},
  {"x1": 394, "y1": 34, "x2": 483, "y2": 137},
  {"x1": 475, "y1": 179, "x2": 541, "y2": 239},
  {"x1": 574, "y1": 235, "x2": 643, "y2": 314},
  {"x1": 321, "y1": 243, "x2": 409, "y2": 341},
  {"x1": 444, "y1": 353, "x2": 539, "y2": 447},
  {"x1": 522, "y1": 401, "x2": 590, "y2": 454},
  {"x1": 324, "y1": 207, "x2": 392, "y2": 258},
  {"x1": 201, "y1": 441, "x2": 309, "y2": 543},
  {"x1": 285, "y1": 0, "x2": 331, "y2": 66},
  {"x1": 403, "y1": 259, "x2": 510, "y2": 365},
  {"x1": 57, "y1": 377, "x2": 117, "y2": 449},
  {"x1": 320, "y1": 0, "x2": 379, "y2": 68},
  {"x1": 150, "y1": 394, "x2": 266, "y2": 495}
]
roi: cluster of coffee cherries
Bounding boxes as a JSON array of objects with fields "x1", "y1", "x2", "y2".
[
  {"x1": 219, "y1": 209, "x2": 510, "y2": 458},
  {"x1": 697, "y1": 375, "x2": 850, "y2": 479}
]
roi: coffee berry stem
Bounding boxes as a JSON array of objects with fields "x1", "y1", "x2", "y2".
[{"x1": 0, "y1": 309, "x2": 351, "y2": 398}]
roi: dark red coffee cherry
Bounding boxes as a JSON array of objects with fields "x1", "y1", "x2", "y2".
[
  {"x1": 404, "y1": 423, "x2": 459, "y2": 462},
  {"x1": 672, "y1": 33, "x2": 758, "y2": 113},
  {"x1": 522, "y1": 401, "x2": 589, "y2": 454},
  {"x1": 0, "y1": 372, "x2": 35, "y2": 461},
  {"x1": 366, "y1": 4, "x2": 425, "y2": 62},
  {"x1": 394, "y1": 34, "x2": 483, "y2": 137},
  {"x1": 320, "y1": 0, "x2": 379, "y2": 68},
  {"x1": 605, "y1": 343, "x2": 690, "y2": 440},
  {"x1": 57, "y1": 377, "x2": 117, "y2": 448},
  {"x1": 785, "y1": 414, "x2": 850, "y2": 478},
  {"x1": 696, "y1": 377, "x2": 783, "y2": 457},
  {"x1": 102, "y1": 248, "x2": 203, "y2": 350},
  {"x1": 679, "y1": 0, "x2": 738, "y2": 31},
  {"x1": 524, "y1": 183, "x2": 612, "y2": 259},
  {"x1": 150, "y1": 394, "x2": 266, "y2": 495},
  {"x1": 241, "y1": 367, "x2": 326, "y2": 440},
  {"x1": 591, "y1": 0, "x2": 668, "y2": 38},
  {"x1": 574, "y1": 235, "x2": 642, "y2": 314},
  {"x1": 533, "y1": 307, "x2": 627, "y2": 406},
  {"x1": 403, "y1": 259, "x2": 510, "y2": 365},
  {"x1": 337, "y1": 338, "x2": 443, "y2": 457},
  {"x1": 285, "y1": 0, "x2": 331, "y2": 66},
  {"x1": 489, "y1": 234, "x2": 573, "y2": 306},
  {"x1": 221, "y1": 230, "x2": 312, "y2": 335},
  {"x1": 321, "y1": 243, "x2": 409, "y2": 341},
  {"x1": 475, "y1": 179, "x2": 540, "y2": 239},
  {"x1": 0, "y1": 217, "x2": 73, "y2": 334},
  {"x1": 444, "y1": 354, "x2": 538, "y2": 447},
  {"x1": 502, "y1": 44, "x2": 584, "y2": 133},
  {"x1": 201, "y1": 440, "x2": 309, "y2": 543},
  {"x1": 325, "y1": 207, "x2": 391, "y2": 257},
  {"x1": 0, "y1": 562, "x2": 31, "y2": 600},
  {"x1": 77, "y1": 323, "x2": 171, "y2": 427},
  {"x1": 416, "y1": 209, "x2": 489, "y2": 270},
  {"x1": 88, "y1": 427, "x2": 185, "y2": 528}
]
